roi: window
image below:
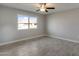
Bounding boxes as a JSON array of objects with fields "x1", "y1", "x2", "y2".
[
  {"x1": 29, "y1": 17, "x2": 37, "y2": 29},
  {"x1": 17, "y1": 15, "x2": 37, "y2": 30}
]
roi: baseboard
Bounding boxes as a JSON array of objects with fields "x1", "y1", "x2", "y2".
[
  {"x1": 48, "y1": 35, "x2": 79, "y2": 44},
  {"x1": 1, "y1": 34, "x2": 78, "y2": 46},
  {"x1": 0, "y1": 34, "x2": 45, "y2": 46}
]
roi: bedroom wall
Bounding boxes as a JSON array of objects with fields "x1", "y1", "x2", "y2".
[
  {"x1": 46, "y1": 8, "x2": 79, "y2": 42},
  {"x1": 0, "y1": 5, "x2": 45, "y2": 44}
]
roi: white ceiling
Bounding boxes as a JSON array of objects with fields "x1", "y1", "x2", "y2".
[{"x1": 0, "y1": 3, "x2": 79, "y2": 15}]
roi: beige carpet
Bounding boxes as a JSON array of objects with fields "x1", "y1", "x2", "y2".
[{"x1": 0, "y1": 37, "x2": 79, "y2": 56}]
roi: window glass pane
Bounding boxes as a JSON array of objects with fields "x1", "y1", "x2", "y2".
[
  {"x1": 18, "y1": 15, "x2": 28, "y2": 23},
  {"x1": 18, "y1": 23, "x2": 28, "y2": 29},
  {"x1": 30, "y1": 23, "x2": 37, "y2": 29},
  {"x1": 29, "y1": 17, "x2": 37, "y2": 29},
  {"x1": 29, "y1": 17, "x2": 37, "y2": 23},
  {"x1": 17, "y1": 15, "x2": 28, "y2": 30}
]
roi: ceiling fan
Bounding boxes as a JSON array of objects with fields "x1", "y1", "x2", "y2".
[{"x1": 36, "y1": 3, "x2": 55, "y2": 12}]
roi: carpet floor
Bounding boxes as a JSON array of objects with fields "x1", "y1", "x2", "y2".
[{"x1": 0, "y1": 37, "x2": 79, "y2": 56}]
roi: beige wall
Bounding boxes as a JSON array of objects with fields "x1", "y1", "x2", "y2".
[
  {"x1": 46, "y1": 8, "x2": 79, "y2": 42},
  {"x1": 1, "y1": 4, "x2": 79, "y2": 44},
  {"x1": 0, "y1": 5, "x2": 45, "y2": 43}
]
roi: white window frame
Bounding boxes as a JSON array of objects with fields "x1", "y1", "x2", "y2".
[{"x1": 17, "y1": 14, "x2": 37, "y2": 30}]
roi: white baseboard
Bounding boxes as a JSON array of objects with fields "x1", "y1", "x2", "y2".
[
  {"x1": 0, "y1": 34, "x2": 45, "y2": 46},
  {"x1": 48, "y1": 35, "x2": 79, "y2": 44},
  {"x1": 1, "y1": 34, "x2": 78, "y2": 46}
]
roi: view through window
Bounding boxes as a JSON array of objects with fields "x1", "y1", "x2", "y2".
[{"x1": 17, "y1": 15, "x2": 37, "y2": 30}]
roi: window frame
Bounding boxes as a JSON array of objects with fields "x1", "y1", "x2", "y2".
[{"x1": 17, "y1": 14, "x2": 38, "y2": 30}]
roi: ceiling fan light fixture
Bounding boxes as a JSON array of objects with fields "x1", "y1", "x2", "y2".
[
  {"x1": 40, "y1": 4, "x2": 46, "y2": 12},
  {"x1": 36, "y1": 3, "x2": 55, "y2": 12},
  {"x1": 40, "y1": 8, "x2": 45, "y2": 11}
]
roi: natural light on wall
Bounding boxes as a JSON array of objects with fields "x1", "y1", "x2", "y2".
[{"x1": 17, "y1": 15, "x2": 37, "y2": 30}]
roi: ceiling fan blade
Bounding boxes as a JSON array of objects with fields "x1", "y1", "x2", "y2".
[
  {"x1": 46, "y1": 7, "x2": 55, "y2": 9},
  {"x1": 45, "y1": 10, "x2": 48, "y2": 12},
  {"x1": 44, "y1": 3, "x2": 46, "y2": 5},
  {"x1": 36, "y1": 9, "x2": 40, "y2": 11}
]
